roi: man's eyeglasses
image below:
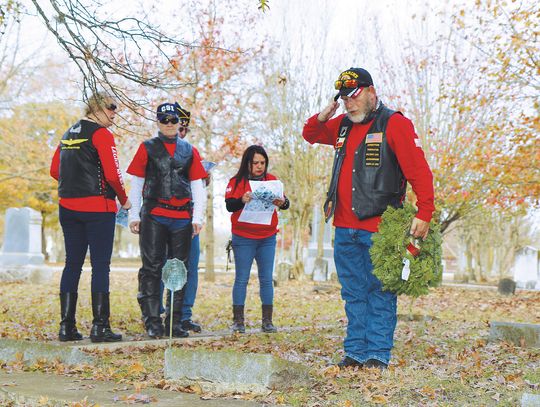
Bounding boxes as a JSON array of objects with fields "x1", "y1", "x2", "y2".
[
  {"x1": 179, "y1": 126, "x2": 190, "y2": 133},
  {"x1": 334, "y1": 79, "x2": 365, "y2": 90},
  {"x1": 159, "y1": 117, "x2": 179, "y2": 125},
  {"x1": 105, "y1": 103, "x2": 117, "y2": 111}
]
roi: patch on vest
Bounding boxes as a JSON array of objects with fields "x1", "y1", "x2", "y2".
[{"x1": 365, "y1": 133, "x2": 382, "y2": 167}]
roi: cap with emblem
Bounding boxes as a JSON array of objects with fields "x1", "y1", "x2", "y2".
[
  {"x1": 334, "y1": 67, "x2": 373, "y2": 100},
  {"x1": 174, "y1": 102, "x2": 191, "y2": 127},
  {"x1": 156, "y1": 103, "x2": 179, "y2": 120}
]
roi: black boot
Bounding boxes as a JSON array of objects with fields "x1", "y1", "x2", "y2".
[
  {"x1": 261, "y1": 304, "x2": 277, "y2": 333},
  {"x1": 90, "y1": 292, "x2": 122, "y2": 343},
  {"x1": 232, "y1": 305, "x2": 245, "y2": 333},
  {"x1": 164, "y1": 288, "x2": 189, "y2": 338},
  {"x1": 58, "y1": 292, "x2": 83, "y2": 342}
]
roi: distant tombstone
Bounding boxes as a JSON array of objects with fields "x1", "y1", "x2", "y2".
[
  {"x1": 303, "y1": 206, "x2": 335, "y2": 281},
  {"x1": 274, "y1": 261, "x2": 292, "y2": 287},
  {"x1": 312, "y1": 258, "x2": 328, "y2": 282},
  {"x1": 0, "y1": 208, "x2": 52, "y2": 283},
  {"x1": 510, "y1": 246, "x2": 539, "y2": 290},
  {"x1": 497, "y1": 278, "x2": 516, "y2": 296}
]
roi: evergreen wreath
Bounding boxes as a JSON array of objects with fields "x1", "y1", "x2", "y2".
[{"x1": 370, "y1": 203, "x2": 443, "y2": 297}]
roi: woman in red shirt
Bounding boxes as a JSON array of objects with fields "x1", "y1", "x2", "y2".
[
  {"x1": 225, "y1": 145, "x2": 289, "y2": 333},
  {"x1": 50, "y1": 92, "x2": 131, "y2": 343}
]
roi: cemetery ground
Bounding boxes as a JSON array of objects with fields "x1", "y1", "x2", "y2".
[{"x1": 0, "y1": 270, "x2": 539, "y2": 407}]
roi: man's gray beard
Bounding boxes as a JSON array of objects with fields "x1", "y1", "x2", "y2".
[{"x1": 347, "y1": 99, "x2": 377, "y2": 123}]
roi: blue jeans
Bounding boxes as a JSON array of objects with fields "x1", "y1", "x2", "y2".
[
  {"x1": 59, "y1": 206, "x2": 116, "y2": 293},
  {"x1": 334, "y1": 227, "x2": 397, "y2": 365},
  {"x1": 182, "y1": 234, "x2": 200, "y2": 320},
  {"x1": 232, "y1": 233, "x2": 276, "y2": 306}
]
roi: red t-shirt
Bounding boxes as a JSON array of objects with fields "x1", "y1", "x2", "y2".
[
  {"x1": 49, "y1": 127, "x2": 128, "y2": 213},
  {"x1": 225, "y1": 174, "x2": 280, "y2": 239},
  {"x1": 302, "y1": 112, "x2": 434, "y2": 232},
  {"x1": 127, "y1": 139, "x2": 207, "y2": 219}
]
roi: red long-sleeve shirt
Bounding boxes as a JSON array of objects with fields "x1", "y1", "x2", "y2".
[
  {"x1": 50, "y1": 127, "x2": 128, "y2": 213},
  {"x1": 302, "y1": 112, "x2": 434, "y2": 232},
  {"x1": 225, "y1": 174, "x2": 280, "y2": 239},
  {"x1": 126, "y1": 141, "x2": 207, "y2": 219}
]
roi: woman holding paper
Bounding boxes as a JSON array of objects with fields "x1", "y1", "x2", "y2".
[{"x1": 225, "y1": 145, "x2": 290, "y2": 333}]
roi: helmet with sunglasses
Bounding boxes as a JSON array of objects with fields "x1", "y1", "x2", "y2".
[
  {"x1": 334, "y1": 67, "x2": 373, "y2": 100},
  {"x1": 174, "y1": 102, "x2": 191, "y2": 128}
]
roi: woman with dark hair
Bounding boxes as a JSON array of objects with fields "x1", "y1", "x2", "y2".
[{"x1": 225, "y1": 145, "x2": 289, "y2": 333}]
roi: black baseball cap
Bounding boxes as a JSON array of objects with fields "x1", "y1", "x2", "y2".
[{"x1": 334, "y1": 67, "x2": 373, "y2": 101}]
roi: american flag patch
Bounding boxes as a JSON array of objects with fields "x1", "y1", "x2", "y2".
[{"x1": 366, "y1": 132, "x2": 382, "y2": 143}]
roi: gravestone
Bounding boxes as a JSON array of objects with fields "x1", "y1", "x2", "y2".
[
  {"x1": 0, "y1": 338, "x2": 94, "y2": 365},
  {"x1": 498, "y1": 278, "x2": 517, "y2": 296},
  {"x1": 489, "y1": 321, "x2": 540, "y2": 348},
  {"x1": 303, "y1": 206, "x2": 335, "y2": 281},
  {"x1": 164, "y1": 348, "x2": 310, "y2": 395},
  {"x1": 0, "y1": 208, "x2": 52, "y2": 283},
  {"x1": 510, "y1": 246, "x2": 539, "y2": 290}
]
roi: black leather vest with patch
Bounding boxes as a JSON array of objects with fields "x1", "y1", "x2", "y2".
[
  {"x1": 351, "y1": 105, "x2": 406, "y2": 220},
  {"x1": 142, "y1": 136, "x2": 193, "y2": 202},
  {"x1": 58, "y1": 120, "x2": 116, "y2": 199}
]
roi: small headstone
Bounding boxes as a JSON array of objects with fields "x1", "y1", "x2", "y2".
[
  {"x1": 274, "y1": 261, "x2": 292, "y2": 287},
  {"x1": 312, "y1": 258, "x2": 329, "y2": 282},
  {"x1": 510, "y1": 246, "x2": 539, "y2": 290},
  {"x1": 498, "y1": 278, "x2": 516, "y2": 296},
  {"x1": 0, "y1": 208, "x2": 52, "y2": 283},
  {"x1": 164, "y1": 348, "x2": 310, "y2": 394},
  {"x1": 0, "y1": 338, "x2": 94, "y2": 365},
  {"x1": 489, "y1": 321, "x2": 540, "y2": 348},
  {"x1": 521, "y1": 393, "x2": 540, "y2": 407}
]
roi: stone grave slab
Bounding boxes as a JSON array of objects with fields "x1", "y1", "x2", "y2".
[
  {"x1": 489, "y1": 321, "x2": 540, "y2": 348},
  {"x1": 165, "y1": 348, "x2": 310, "y2": 394},
  {"x1": 0, "y1": 338, "x2": 94, "y2": 365}
]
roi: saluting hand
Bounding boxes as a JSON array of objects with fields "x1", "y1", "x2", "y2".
[{"x1": 317, "y1": 101, "x2": 340, "y2": 123}]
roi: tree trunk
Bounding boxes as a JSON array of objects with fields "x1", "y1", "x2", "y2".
[{"x1": 204, "y1": 181, "x2": 215, "y2": 282}]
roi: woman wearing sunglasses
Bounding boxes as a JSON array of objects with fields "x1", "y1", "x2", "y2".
[
  {"x1": 225, "y1": 145, "x2": 290, "y2": 334},
  {"x1": 127, "y1": 102, "x2": 207, "y2": 339},
  {"x1": 50, "y1": 92, "x2": 131, "y2": 343}
]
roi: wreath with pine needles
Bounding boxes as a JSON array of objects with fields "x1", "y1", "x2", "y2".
[{"x1": 370, "y1": 203, "x2": 443, "y2": 297}]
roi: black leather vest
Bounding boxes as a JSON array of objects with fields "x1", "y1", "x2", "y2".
[
  {"x1": 142, "y1": 136, "x2": 193, "y2": 201},
  {"x1": 351, "y1": 106, "x2": 407, "y2": 219},
  {"x1": 58, "y1": 120, "x2": 116, "y2": 199}
]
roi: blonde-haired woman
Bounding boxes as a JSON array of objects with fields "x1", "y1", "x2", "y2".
[{"x1": 50, "y1": 92, "x2": 131, "y2": 343}]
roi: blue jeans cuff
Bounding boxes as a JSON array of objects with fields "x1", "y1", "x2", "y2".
[{"x1": 364, "y1": 354, "x2": 389, "y2": 365}]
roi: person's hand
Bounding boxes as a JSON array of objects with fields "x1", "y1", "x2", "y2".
[
  {"x1": 273, "y1": 198, "x2": 285, "y2": 208},
  {"x1": 241, "y1": 191, "x2": 252, "y2": 204},
  {"x1": 204, "y1": 173, "x2": 211, "y2": 187},
  {"x1": 192, "y1": 223, "x2": 202, "y2": 236},
  {"x1": 410, "y1": 217, "x2": 429, "y2": 240},
  {"x1": 122, "y1": 199, "x2": 132, "y2": 210},
  {"x1": 129, "y1": 221, "x2": 140, "y2": 234},
  {"x1": 317, "y1": 101, "x2": 340, "y2": 123}
]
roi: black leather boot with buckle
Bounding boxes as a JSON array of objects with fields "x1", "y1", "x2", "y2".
[
  {"x1": 89, "y1": 292, "x2": 122, "y2": 343},
  {"x1": 58, "y1": 292, "x2": 83, "y2": 342}
]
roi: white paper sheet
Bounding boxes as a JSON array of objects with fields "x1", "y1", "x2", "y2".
[{"x1": 238, "y1": 180, "x2": 284, "y2": 225}]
